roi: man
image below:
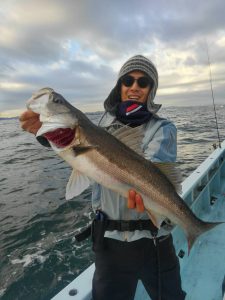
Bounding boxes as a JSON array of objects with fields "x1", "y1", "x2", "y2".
[{"x1": 20, "y1": 55, "x2": 186, "y2": 300}]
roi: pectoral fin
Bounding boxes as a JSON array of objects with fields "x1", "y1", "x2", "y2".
[
  {"x1": 146, "y1": 209, "x2": 165, "y2": 229},
  {"x1": 66, "y1": 169, "x2": 90, "y2": 200},
  {"x1": 73, "y1": 145, "x2": 97, "y2": 156}
]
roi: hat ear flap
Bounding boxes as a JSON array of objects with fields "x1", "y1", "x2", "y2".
[
  {"x1": 147, "y1": 101, "x2": 162, "y2": 114},
  {"x1": 104, "y1": 83, "x2": 121, "y2": 113},
  {"x1": 147, "y1": 91, "x2": 162, "y2": 114}
]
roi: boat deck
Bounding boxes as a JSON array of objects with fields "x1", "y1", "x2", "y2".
[
  {"x1": 135, "y1": 198, "x2": 225, "y2": 300},
  {"x1": 179, "y1": 146, "x2": 225, "y2": 300},
  {"x1": 136, "y1": 144, "x2": 225, "y2": 300},
  {"x1": 179, "y1": 189, "x2": 225, "y2": 300},
  {"x1": 52, "y1": 142, "x2": 225, "y2": 300}
]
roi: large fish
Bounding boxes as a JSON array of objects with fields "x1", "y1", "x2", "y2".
[{"x1": 26, "y1": 87, "x2": 223, "y2": 252}]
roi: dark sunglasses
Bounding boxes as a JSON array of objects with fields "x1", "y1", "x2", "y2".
[{"x1": 121, "y1": 75, "x2": 151, "y2": 88}]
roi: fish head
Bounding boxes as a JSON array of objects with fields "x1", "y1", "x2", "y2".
[
  {"x1": 27, "y1": 87, "x2": 77, "y2": 123},
  {"x1": 27, "y1": 87, "x2": 80, "y2": 150}
]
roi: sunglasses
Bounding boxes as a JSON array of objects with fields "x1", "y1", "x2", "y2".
[{"x1": 121, "y1": 75, "x2": 151, "y2": 89}]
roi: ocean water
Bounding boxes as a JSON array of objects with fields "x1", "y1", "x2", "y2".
[{"x1": 0, "y1": 106, "x2": 225, "y2": 300}]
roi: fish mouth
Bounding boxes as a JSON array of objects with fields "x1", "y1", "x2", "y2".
[{"x1": 44, "y1": 128, "x2": 75, "y2": 148}]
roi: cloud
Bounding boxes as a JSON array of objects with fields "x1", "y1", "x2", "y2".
[{"x1": 0, "y1": 0, "x2": 225, "y2": 112}]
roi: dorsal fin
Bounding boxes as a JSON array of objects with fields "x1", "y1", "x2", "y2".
[
  {"x1": 111, "y1": 125, "x2": 144, "y2": 156},
  {"x1": 154, "y1": 162, "x2": 182, "y2": 194}
]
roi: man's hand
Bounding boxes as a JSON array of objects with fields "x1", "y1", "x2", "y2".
[
  {"x1": 19, "y1": 110, "x2": 42, "y2": 135},
  {"x1": 127, "y1": 189, "x2": 145, "y2": 212}
]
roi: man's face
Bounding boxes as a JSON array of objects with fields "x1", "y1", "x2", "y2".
[{"x1": 120, "y1": 71, "x2": 151, "y2": 104}]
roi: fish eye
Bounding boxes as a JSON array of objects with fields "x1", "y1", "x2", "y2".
[{"x1": 53, "y1": 97, "x2": 64, "y2": 104}]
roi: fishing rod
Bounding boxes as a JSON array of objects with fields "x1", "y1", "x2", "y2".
[{"x1": 205, "y1": 42, "x2": 221, "y2": 148}]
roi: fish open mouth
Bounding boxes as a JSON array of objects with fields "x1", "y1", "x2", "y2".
[{"x1": 44, "y1": 128, "x2": 75, "y2": 148}]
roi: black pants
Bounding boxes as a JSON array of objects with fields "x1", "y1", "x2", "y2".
[{"x1": 92, "y1": 235, "x2": 186, "y2": 300}]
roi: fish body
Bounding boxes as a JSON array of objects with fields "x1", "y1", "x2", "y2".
[{"x1": 26, "y1": 87, "x2": 223, "y2": 252}]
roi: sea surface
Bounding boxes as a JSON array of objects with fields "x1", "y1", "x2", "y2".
[{"x1": 0, "y1": 106, "x2": 225, "y2": 300}]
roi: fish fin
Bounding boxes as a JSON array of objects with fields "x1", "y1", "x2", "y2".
[
  {"x1": 111, "y1": 125, "x2": 144, "y2": 156},
  {"x1": 153, "y1": 162, "x2": 182, "y2": 194},
  {"x1": 187, "y1": 221, "x2": 224, "y2": 255},
  {"x1": 73, "y1": 145, "x2": 96, "y2": 156},
  {"x1": 66, "y1": 169, "x2": 90, "y2": 200},
  {"x1": 146, "y1": 209, "x2": 165, "y2": 229}
]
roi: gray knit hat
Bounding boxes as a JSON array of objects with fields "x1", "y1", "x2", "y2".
[{"x1": 104, "y1": 55, "x2": 161, "y2": 114}]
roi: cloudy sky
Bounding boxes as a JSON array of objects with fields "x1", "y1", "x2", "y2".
[{"x1": 1, "y1": 0, "x2": 225, "y2": 115}]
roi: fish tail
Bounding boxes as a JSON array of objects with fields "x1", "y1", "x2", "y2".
[{"x1": 187, "y1": 221, "x2": 224, "y2": 255}]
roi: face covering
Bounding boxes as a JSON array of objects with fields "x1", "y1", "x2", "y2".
[{"x1": 115, "y1": 100, "x2": 152, "y2": 127}]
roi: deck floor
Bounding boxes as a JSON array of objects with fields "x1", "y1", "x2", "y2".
[
  {"x1": 180, "y1": 194, "x2": 225, "y2": 300},
  {"x1": 134, "y1": 193, "x2": 225, "y2": 300}
]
